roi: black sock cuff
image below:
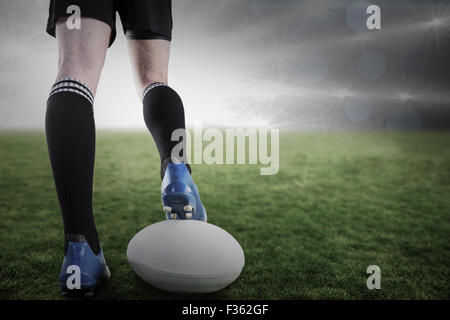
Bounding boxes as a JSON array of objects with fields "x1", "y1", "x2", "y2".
[
  {"x1": 142, "y1": 82, "x2": 168, "y2": 101},
  {"x1": 49, "y1": 77, "x2": 94, "y2": 105}
]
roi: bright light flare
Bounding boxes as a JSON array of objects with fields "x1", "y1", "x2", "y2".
[
  {"x1": 334, "y1": 89, "x2": 354, "y2": 99},
  {"x1": 429, "y1": 18, "x2": 445, "y2": 27},
  {"x1": 398, "y1": 92, "x2": 413, "y2": 101}
]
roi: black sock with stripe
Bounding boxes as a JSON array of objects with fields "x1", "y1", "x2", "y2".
[
  {"x1": 45, "y1": 78, "x2": 100, "y2": 255},
  {"x1": 142, "y1": 82, "x2": 191, "y2": 179}
]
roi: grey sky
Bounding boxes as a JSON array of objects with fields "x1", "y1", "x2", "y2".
[{"x1": 0, "y1": 0, "x2": 449, "y2": 129}]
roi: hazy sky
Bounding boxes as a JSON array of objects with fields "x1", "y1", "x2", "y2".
[{"x1": 0, "y1": 0, "x2": 449, "y2": 129}]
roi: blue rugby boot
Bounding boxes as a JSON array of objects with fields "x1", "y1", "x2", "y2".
[
  {"x1": 59, "y1": 234, "x2": 110, "y2": 297},
  {"x1": 161, "y1": 162, "x2": 207, "y2": 221}
]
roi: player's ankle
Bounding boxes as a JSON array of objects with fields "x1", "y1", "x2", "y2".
[{"x1": 160, "y1": 157, "x2": 191, "y2": 180}]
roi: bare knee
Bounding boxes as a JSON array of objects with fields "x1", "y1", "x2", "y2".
[
  {"x1": 139, "y1": 71, "x2": 168, "y2": 93},
  {"x1": 56, "y1": 43, "x2": 106, "y2": 94},
  {"x1": 56, "y1": 61, "x2": 103, "y2": 95},
  {"x1": 55, "y1": 18, "x2": 110, "y2": 94},
  {"x1": 128, "y1": 39, "x2": 171, "y2": 95}
]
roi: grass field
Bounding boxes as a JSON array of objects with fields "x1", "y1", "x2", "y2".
[{"x1": 0, "y1": 130, "x2": 449, "y2": 300}]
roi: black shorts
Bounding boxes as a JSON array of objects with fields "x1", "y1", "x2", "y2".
[{"x1": 46, "y1": 0, "x2": 173, "y2": 47}]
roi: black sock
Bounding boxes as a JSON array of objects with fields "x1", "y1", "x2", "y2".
[
  {"x1": 45, "y1": 78, "x2": 100, "y2": 255},
  {"x1": 142, "y1": 82, "x2": 191, "y2": 179}
]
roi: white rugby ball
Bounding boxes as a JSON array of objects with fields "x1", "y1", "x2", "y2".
[{"x1": 127, "y1": 220, "x2": 245, "y2": 293}]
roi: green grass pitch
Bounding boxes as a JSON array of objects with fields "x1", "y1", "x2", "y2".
[{"x1": 0, "y1": 130, "x2": 449, "y2": 299}]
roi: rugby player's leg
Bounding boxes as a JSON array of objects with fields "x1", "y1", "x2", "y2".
[
  {"x1": 128, "y1": 39, "x2": 207, "y2": 221},
  {"x1": 46, "y1": 18, "x2": 109, "y2": 255},
  {"x1": 128, "y1": 39, "x2": 188, "y2": 172},
  {"x1": 46, "y1": 18, "x2": 112, "y2": 296}
]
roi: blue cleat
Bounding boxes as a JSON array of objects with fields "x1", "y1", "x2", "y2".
[
  {"x1": 59, "y1": 234, "x2": 110, "y2": 297},
  {"x1": 161, "y1": 162, "x2": 207, "y2": 221}
]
